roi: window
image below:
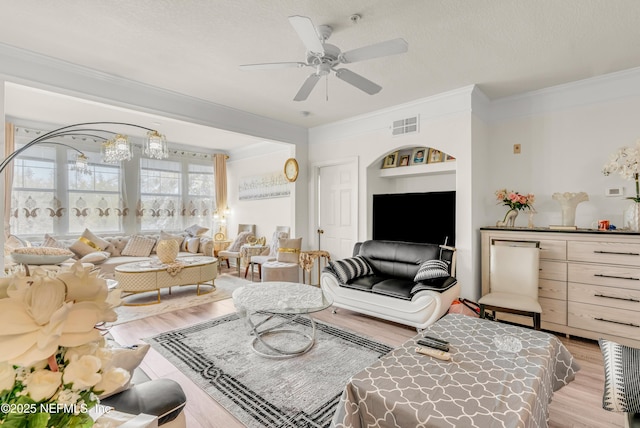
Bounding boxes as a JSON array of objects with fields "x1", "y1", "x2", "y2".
[
  {"x1": 67, "y1": 150, "x2": 122, "y2": 234},
  {"x1": 10, "y1": 146, "x2": 57, "y2": 236},
  {"x1": 140, "y1": 158, "x2": 182, "y2": 231},
  {"x1": 9, "y1": 128, "x2": 216, "y2": 238}
]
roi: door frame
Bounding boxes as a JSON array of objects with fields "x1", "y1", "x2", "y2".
[{"x1": 309, "y1": 156, "x2": 359, "y2": 255}]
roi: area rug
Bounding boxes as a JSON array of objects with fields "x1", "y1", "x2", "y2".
[
  {"x1": 145, "y1": 312, "x2": 394, "y2": 428},
  {"x1": 112, "y1": 274, "x2": 250, "y2": 325}
]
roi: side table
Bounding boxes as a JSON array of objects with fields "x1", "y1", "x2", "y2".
[{"x1": 299, "y1": 250, "x2": 331, "y2": 286}]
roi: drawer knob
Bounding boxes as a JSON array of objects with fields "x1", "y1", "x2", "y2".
[
  {"x1": 594, "y1": 317, "x2": 640, "y2": 328},
  {"x1": 594, "y1": 273, "x2": 639, "y2": 281},
  {"x1": 594, "y1": 293, "x2": 640, "y2": 303}
]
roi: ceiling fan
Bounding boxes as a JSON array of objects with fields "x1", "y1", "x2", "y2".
[{"x1": 239, "y1": 15, "x2": 408, "y2": 101}]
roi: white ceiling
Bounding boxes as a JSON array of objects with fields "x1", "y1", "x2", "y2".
[{"x1": 2, "y1": 0, "x2": 640, "y2": 150}]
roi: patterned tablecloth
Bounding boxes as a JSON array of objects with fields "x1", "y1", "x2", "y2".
[{"x1": 332, "y1": 314, "x2": 580, "y2": 428}]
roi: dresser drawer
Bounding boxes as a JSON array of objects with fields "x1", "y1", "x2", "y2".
[
  {"x1": 568, "y1": 241, "x2": 640, "y2": 265},
  {"x1": 540, "y1": 297, "x2": 566, "y2": 325},
  {"x1": 568, "y1": 263, "x2": 640, "y2": 290},
  {"x1": 568, "y1": 282, "x2": 640, "y2": 311},
  {"x1": 539, "y1": 239, "x2": 566, "y2": 260},
  {"x1": 568, "y1": 301, "x2": 640, "y2": 340},
  {"x1": 539, "y1": 260, "x2": 566, "y2": 281},
  {"x1": 539, "y1": 278, "x2": 567, "y2": 300}
]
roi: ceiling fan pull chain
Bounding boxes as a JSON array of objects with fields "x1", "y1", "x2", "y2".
[{"x1": 326, "y1": 75, "x2": 329, "y2": 101}]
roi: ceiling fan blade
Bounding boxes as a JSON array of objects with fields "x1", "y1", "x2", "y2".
[
  {"x1": 294, "y1": 73, "x2": 321, "y2": 101},
  {"x1": 289, "y1": 15, "x2": 325, "y2": 56},
  {"x1": 335, "y1": 69, "x2": 382, "y2": 95},
  {"x1": 341, "y1": 38, "x2": 408, "y2": 63},
  {"x1": 240, "y1": 62, "x2": 306, "y2": 71}
]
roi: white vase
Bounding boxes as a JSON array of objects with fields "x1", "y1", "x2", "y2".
[
  {"x1": 623, "y1": 202, "x2": 640, "y2": 232},
  {"x1": 157, "y1": 239, "x2": 179, "y2": 264},
  {"x1": 552, "y1": 192, "x2": 589, "y2": 226}
]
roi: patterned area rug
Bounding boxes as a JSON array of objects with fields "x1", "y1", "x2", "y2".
[
  {"x1": 112, "y1": 274, "x2": 249, "y2": 325},
  {"x1": 146, "y1": 312, "x2": 393, "y2": 428}
]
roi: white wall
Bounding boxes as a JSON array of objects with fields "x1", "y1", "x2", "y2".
[
  {"x1": 309, "y1": 86, "x2": 483, "y2": 299},
  {"x1": 488, "y1": 68, "x2": 640, "y2": 229},
  {"x1": 226, "y1": 145, "x2": 294, "y2": 241}
]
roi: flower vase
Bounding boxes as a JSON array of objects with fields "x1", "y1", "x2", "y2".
[
  {"x1": 497, "y1": 209, "x2": 518, "y2": 227},
  {"x1": 623, "y1": 202, "x2": 640, "y2": 232},
  {"x1": 157, "y1": 239, "x2": 179, "y2": 264}
]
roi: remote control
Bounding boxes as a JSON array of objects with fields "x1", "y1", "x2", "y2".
[
  {"x1": 422, "y1": 335, "x2": 449, "y2": 345},
  {"x1": 416, "y1": 346, "x2": 452, "y2": 361},
  {"x1": 417, "y1": 339, "x2": 450, "y2": 352}
]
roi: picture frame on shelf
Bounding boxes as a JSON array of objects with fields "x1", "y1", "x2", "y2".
[
  {"x1": 445, "y1": 154, "x2": 456, "y2": 162},
  {"x1": 428, "y1": 148, "x2": 444, "y2": 163},
  {"x1": 399, "y1": 155, "x2": 410, "y2": 166},
  {"x1": 410, "y1": 147, "x2": 427, "y2": 165},
  {"x1": 382, "y1": 151, "x2": 399, "y2": 169}
]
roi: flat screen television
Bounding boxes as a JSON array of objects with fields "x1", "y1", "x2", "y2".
[{"x1": 372, "y1": 191, "x2": 455, "y2": 245}]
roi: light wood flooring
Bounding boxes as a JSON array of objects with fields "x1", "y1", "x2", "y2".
[{"x1": 109, "y1": 270, "x2": 624, "y2": 428}]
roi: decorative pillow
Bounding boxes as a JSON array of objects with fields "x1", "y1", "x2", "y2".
[
  {"x1": 228, "y1": 231, "x2": 254, "y2": 252},
  {"x1": 161, "y1": 230, "x2": 185, "y2": 248},
  {"x1": 185, "y1": 224, "x2": 209, "y2": 237},
  {"x1": 414, "y1": 259, "x2": 450, "y2": 282},
  {"x1": 4, "y1": 234, "x2": 30, "y2": 255},
  {"x1": 121, "y1": 235, "x2": 156, "y2": 257},
  {"x1": 276, "y1": 237, "x2": 302, "y2": 263},
  {"x1": 329, "y1": 255, "x2": 373, "y2": 284},
  {"x1": 97, "y1": 343, "x2": 150, "y2": 399},
  {"x1": 42, "y1": 233, "x2": 68, "y2": 250},
  {"x1": 599, "y1": 338, "x2": 640, "y2": 413},
  {"x1": 80, "y1": 251, "x2": 111, "y2": 265},
  {"x1": 69, "y1": 229, "x2": 111, "y2": 258},
  {"x1": 182, "y1": 237, "x2": 201, "y2": 254}
]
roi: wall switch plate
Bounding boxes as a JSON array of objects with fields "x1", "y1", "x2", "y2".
[
  {"x1": 606, "y1": 187, "x2": 624, "y2": 197},
  {"x1": 513, "y1": 144, "x2": 521, "y2": 154}
]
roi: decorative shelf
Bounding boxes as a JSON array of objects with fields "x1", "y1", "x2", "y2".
[{"x1": 379, "y1": 161, "x2": 456, "y2": 178}]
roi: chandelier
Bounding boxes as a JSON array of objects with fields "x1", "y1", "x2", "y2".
[
  {"x1": 101, "y1": 134, "x2": 133, "y2": 164},
  {"x1": 0, "y1": 122, "x2": 167, "y2": 174},
  {"x1": 144, "y1": 130, "x2": 168, "y2": 159}
]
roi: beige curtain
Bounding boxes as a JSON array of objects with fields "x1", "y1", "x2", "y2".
[
  {"x1": 4, "y1": 122, "x2": 15, "y2": 239},
  {"x1": 214, "y1": 154, "x2": 228, "y2": 213}
]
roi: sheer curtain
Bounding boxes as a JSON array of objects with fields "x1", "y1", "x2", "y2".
[{"x1": 4, "y1": 122, "x2": 15, "y2": 239}]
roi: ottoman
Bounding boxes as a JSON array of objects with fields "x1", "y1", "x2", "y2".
[{"x1": 261, "y1": 260, "x2": 300, "y2": 282}]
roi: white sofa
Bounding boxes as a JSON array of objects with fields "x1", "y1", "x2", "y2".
[{"x1": 8, "y1": 232, "x2": 214, "y2": 279}]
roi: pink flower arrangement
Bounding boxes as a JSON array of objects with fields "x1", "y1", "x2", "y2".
[{"x1": 495, "y1": 189, "x2": 535, "y2": 211}]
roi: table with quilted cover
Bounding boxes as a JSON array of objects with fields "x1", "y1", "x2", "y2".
[{"x1": 332, "y1": 313, "x2": 580, "y2": 428}]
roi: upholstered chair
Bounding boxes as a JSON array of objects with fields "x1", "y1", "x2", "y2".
[
  {"x1": 218, "y1": 230, "x2": 254, "y2": 275},
  {"x1": 246, "y1": 226, "x2": 290, "y2": 280},
  {"x1": 478, "y1": 241, "x2": 541, "y2": 329},
  {"x1": 598, "y1": 339, "x2": 640, "y2": 428},
  {"x1": 261, "y1": 237, "x2": 302, "y2": 282}
]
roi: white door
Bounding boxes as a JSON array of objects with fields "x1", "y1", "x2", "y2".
[{"x1": 316, "y1": 159, "x2": 358, "y2": 261}]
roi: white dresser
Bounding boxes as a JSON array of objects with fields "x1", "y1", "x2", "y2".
[{"x1": 480, "y1": 227, "x2": 640, "y2": 347}]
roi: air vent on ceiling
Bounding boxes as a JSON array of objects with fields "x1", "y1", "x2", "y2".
[{"x1": 391, "y1": 115, "x2": 419, "y2": 136}]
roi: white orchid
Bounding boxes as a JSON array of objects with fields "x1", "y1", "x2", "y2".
[
  {"x1": 603, "y1": 140, "x2": 640, "y2": 201},
  {"x1": 0, "y1": 262, "x2": 122, "y2": 366},
  {"x1": 0, "y1": 261, "x2": 129, "y2": 427}
]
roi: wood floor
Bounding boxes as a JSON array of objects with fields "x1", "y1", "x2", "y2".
[{"x1": 109, "y1": 271, "x2": 624, "y2": 428}]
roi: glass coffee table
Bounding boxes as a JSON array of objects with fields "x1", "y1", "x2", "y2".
[{"x1": 232, "y1": 282, "x2": 333, "y2": 359}]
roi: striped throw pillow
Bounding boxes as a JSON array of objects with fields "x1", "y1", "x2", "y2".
[
  {"x1": 414, "y1": 259, "x2": 450, "y2": 282},
  {"x1": 599, "y1": 339, "x2": 640, "y2": 412},
  {"x1": 329, "y1": 255, "x2": 373, "y2": 284}
]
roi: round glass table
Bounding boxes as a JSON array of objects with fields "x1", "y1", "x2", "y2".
[{"x1": 232, "y1": 282, "x2": 333, "y2": 359}]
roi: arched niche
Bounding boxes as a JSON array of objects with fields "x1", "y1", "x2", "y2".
[{"x1": 365, "y1": 145, "x2": 457, "y2": 243}]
